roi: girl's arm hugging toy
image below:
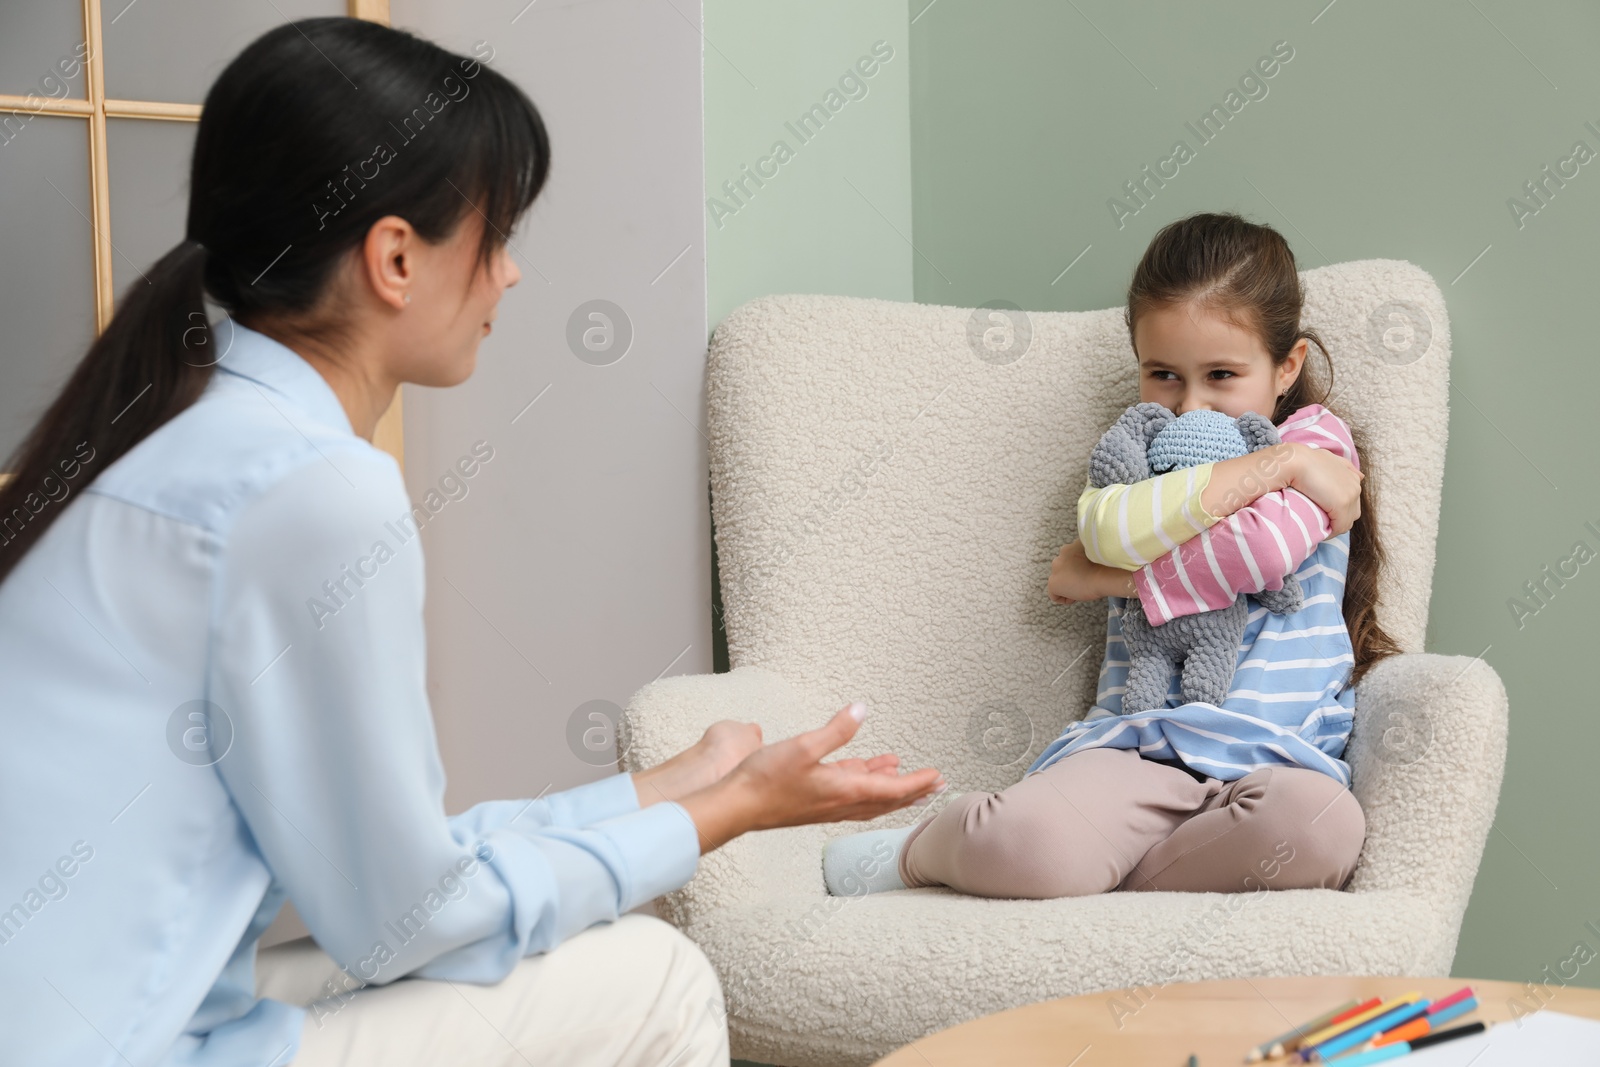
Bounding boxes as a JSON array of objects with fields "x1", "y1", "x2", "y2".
[{"x1": 1087, "y1": 401, "x2": 1304, "y2": 714}]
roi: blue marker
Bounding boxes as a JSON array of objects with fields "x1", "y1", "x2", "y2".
[
  {"x1": 1322, "y1": 1045, "x2": 1408, "y2": 1067},
  {"x1": 1420, "y1": 996, "x2": 1477, "y2": 1030},
  {"x1": 1310, "y1": 999, "x2": 1431, "y2": 1060}
]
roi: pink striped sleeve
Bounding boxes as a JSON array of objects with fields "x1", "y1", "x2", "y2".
[{"x1": 1131, "y1": 405, "x2": 1358, "y2": 625}]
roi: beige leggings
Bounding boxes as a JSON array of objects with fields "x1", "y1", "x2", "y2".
[{"x1": 900, "y1": 747, "x2": 1365, "y2": 898}]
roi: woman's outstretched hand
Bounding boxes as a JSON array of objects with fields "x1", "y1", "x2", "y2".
[
  {"x1": 632, "y1": 720, "x2": 765, "y2": 808},
  {"x1": 677, "y1": 703, "x2": 946, "y2": 854}
]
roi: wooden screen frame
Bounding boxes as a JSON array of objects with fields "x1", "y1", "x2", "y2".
[{"x1": 0, "y1": 0, "x2": 404, "y2": 474}]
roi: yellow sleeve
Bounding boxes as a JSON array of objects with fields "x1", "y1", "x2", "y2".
[{"x1": 1077, "y1": 463, "x2": 1222, "y2": 570}]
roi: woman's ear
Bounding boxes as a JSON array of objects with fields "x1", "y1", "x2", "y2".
[{"x1": 360, "y1": 215, "x2": 418, "y2": 311}]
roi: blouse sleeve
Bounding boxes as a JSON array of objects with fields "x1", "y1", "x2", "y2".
[
  {"x1": 1077, "y1": 463, "x2": 1222, "y2": 569},
  {"x1": 1132, "y1": 405, "x2": 1359, "y2": 625},
  {"x1": 209, "y1": 449, "x2": 699, "y2": 988}
]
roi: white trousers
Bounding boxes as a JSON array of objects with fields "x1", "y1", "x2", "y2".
[{"x1": 255, "y1": 913, "x2": 729, "y2": 1067}]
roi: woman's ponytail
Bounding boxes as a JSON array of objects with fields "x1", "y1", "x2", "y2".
[
  {"x1": 0, "y1": 17, "x2": 549, "y2": 589},
  {"x1": 0, "y1": 240, "x2": 215, "y2": 583}
]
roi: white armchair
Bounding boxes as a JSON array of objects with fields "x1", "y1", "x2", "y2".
[{"x1": 620, "y1": 261, "x2": 1507, "y2": 1067}]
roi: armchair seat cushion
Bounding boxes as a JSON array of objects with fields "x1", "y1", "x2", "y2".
[{"x1": 695, "y1": 884, "x2": 1450, "y2": 1067}]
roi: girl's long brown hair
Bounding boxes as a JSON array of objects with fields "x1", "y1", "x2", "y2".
[{"x1": 1125, "y1": 212, "x2": 1401, "y2": 688}]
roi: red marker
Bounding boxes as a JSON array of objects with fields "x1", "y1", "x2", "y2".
[{"x1": 1426, "y1": 986, "x2": 1474, "y2": 1014}]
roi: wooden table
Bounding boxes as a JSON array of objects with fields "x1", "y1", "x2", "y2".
[{"x1": 875, "y1": 976, "x2": 1600, "y2": 1065}]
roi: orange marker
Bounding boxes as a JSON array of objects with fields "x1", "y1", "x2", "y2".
[{"x1": 1370, "y1": 1016, "x2": 1429, "y2": 1047}]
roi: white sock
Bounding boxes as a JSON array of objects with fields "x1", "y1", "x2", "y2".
[{"x1": 821, "y1": 826, "x2": 914, "y2": 896}]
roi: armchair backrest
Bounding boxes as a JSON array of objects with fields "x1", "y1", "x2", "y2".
[{"x1": 707, "y1": 260, "x2": 1451, "y2": 789}]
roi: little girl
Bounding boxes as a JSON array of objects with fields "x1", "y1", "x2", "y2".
[{"x1": 822, "y1": 212, "x2": 1402, "y2": 900}]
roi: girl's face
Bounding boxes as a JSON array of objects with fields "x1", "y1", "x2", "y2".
[{"x1": 1132, "y1": 300, "x2": 1305, "y2": 421}]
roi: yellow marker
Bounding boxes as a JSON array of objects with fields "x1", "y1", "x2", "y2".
[{"x1": 1293, "y1": 993, "x2": 1422, "y2": 1059}]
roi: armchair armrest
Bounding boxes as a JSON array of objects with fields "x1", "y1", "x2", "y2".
[
  {"x1": 619, "y1": 665, "x2": 821, "y2": 772},
  {"x1": 1344, "y1": 653, "x2": 1509, "y2": 926},
  {"x1": 620, "y1": 666, "x2": 839, "y2": 926}
]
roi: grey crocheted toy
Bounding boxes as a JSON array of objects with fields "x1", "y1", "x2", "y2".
[{"x1": 1087, "y1": 402, "x2": 1304, "y2": 714}]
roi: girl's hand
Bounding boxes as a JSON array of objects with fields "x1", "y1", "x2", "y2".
[
  {"x1": 1201, "y1": 443, "x2": 1364, "y2": 537},
  {"x1": 1286, "y1": 443, "x2": 1364, "y2": 536},
  {"x1": 678, "y1": 704, "x2": 945, "y2": 853},
  {"x1": 1047, "y1": 539, "x2": 1133, "y2": 604}
]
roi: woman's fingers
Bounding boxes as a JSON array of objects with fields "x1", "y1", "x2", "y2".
[
  {"x1": 825, "y1": 753, "x2": 904, "y2": 776},
  {"x1": 834, "y1": 763, "x2": 942, "y2": 799},
  {"x1": 701, "y1": 720, "x2": 764, "y2": 777},
  {"x1": 837, "y1": 766, "x2": 945, "y2": 817},
  {"x1": 865, "y1": 753, "x2": 900, "y2": 774},
  {"x1": 683, "y1": 702, "x2": 945, "y2": 846},
  {"x1": 803, "y1": 711, "x2": 916, "y2": 780},
  {"x1": 741, "y1": 703, "x2": 945, "y2": 825},
  {"x1": 793, "y1": 702, "x2": 866, "y2": 763}
]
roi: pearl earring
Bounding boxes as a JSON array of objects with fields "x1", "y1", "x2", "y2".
[{"x1": 403, "y1": 293, "x2": 412, "y2": 305}]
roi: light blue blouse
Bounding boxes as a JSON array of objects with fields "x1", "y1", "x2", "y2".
[{"x1": 0, "y1": 324, "x2": 701, "y2": 1067}]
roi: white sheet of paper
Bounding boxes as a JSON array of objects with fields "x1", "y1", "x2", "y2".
[{"x1": 1399, "y1": 1010, "x2": 1600, "y2": 1064}]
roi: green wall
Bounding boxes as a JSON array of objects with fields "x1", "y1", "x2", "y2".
[
  {"x1": 708, "y1": 0, "x2": 1600, "y2": 1007},
  {"x1": 704, "y1": 1, "x2": 913, "y2": 331},
  {"x1": 704, "y1": 0, "x2": 913, "y2": 679}
]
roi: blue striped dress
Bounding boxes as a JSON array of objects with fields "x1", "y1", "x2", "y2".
[{"x1": 1029, "y1": 530, "x2": 1357, "y2": 786}]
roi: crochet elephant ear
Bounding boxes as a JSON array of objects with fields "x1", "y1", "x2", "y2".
[
  {"x1": 1088, "y1": 402, "x2": 1176, "y2": 488},
  {"x1": 1235, "y1": 410, "x2": 1283, "y2": 453}
]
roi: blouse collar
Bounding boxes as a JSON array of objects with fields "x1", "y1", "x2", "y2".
[{"x1": 212, "y1": 318, "x2": 355, "y2": 437}]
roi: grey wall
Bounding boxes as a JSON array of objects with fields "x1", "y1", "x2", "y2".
[
  {"x1": 0, "y1": 114, "x2": 95, "y2": 462},
  {"x1": 703, "y1": 0, "x2": 913, "y2": 675},
  {"x1": 388, "y1": 0, "x2": 711, "y2": 811},
  {"x1": 0, "y1": 0, "x2": 343, "y2": 456},
  {"x1": 264, "y1": 0, "x2": 710, "y2": 947}
]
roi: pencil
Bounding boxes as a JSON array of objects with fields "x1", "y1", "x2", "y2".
[{"x1": 1245, "y1": 999, "x2": 1360, "y2": 1061}]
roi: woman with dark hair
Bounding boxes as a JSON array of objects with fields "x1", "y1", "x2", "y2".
[{"x1": 0, "y1": 19, "x2": 942, "y2": 1066}]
